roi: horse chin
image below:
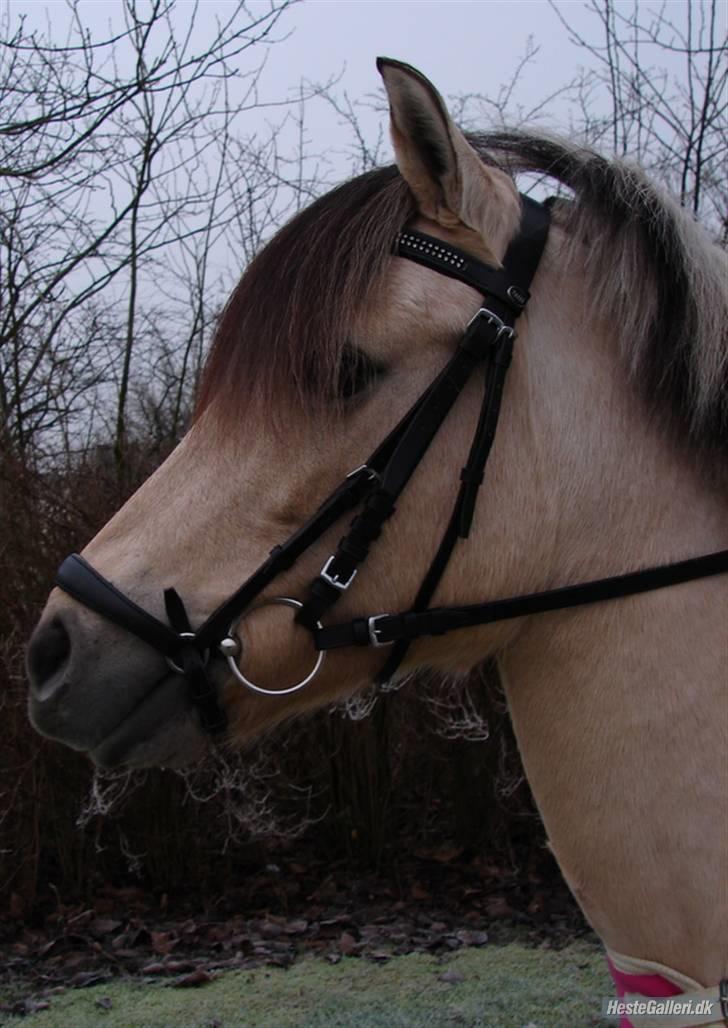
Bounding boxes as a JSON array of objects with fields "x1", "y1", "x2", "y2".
[{"x1": 88, "y1": 700, "x2": 209, "y2": 770}]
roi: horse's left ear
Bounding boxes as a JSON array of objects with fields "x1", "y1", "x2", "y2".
[{"x1": 377, "y1": 57, "x2": 519, "y2": 258}]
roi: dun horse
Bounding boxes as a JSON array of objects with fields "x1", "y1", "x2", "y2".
[{"x1": 27, "y1": 60, "x2": 727, "y2": 1026}]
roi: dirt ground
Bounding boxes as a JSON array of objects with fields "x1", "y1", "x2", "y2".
[{"x1": 1, "y1": 844, "x2": 611, "y2": 1026}]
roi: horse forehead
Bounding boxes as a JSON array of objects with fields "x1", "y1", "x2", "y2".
[{"x1": 363, "y1": 256, "x2": 484, "y2": 353}]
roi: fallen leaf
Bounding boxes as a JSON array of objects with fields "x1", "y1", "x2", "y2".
[
  {"x1": 485, "y1": 895, "x2": 513, "y2": 919},
  {"x1": 260, "y1": 919, "x2": 284, "y2": 938},
  {"x1": 68, "y1": 971, "x2": 110, "y2": 988},
  {"x1": 23, "y1": 999, "x2": 50, "y2": 1014},
  {"x1": 338, "y1": 931, "x2": 358, "y2": 955},
  {"x1": 171, "y1": 968, "x2": 213, "y2": 988},
  {"x1": 89, "y1": 918, "x2": 122, "y2": 937},
  {"x1": 141, "y1": 961, "x2": 168, "y2": 975},
  {"x1": 430, "y1": 846, "x2": 465, "y2": 864},
  {"x1": 165, "y1": 960, "x2": 198, "y2": 973},
  {"x1": 283, "y1": 919, "x2": 308, "y2": 935},
  {"x1": 151, "y1": 931, "x2": 177, "y2": 955}
]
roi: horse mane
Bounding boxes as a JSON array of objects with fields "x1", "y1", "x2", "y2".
[
  {"x1": 196, "y1": 131, "x2": 727, "y2": 460},
  {"x1": 472, "y1": 131, "x2": 728, "y2": 462}
]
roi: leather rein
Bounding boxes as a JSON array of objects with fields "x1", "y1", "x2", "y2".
[{"x1": 55, "y1": 195, "x2": 728, "y2": 736}]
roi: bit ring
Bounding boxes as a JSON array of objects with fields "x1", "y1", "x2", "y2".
[{"x1": 221, "y1": 597, "x2": 325, "y2": 697}]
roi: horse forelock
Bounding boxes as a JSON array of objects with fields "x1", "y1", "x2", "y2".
[
  {"x1": 195, "y1": 165, "x2": 415, "y2": 431},
  {"x1": 196, "y1": 129, "x2": 727, "y2": 466}
]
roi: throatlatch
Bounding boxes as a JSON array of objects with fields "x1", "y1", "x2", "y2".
[{"x1": 54, "y1": 193, "x2": 728, "y2": 736}]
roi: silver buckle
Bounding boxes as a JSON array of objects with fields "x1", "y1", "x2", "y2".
[
  {"x1": 320, "y1": 555, "x2": 357, "y2": 591},
  {"x1": 347, "y1": 464, "x2": 380, "y2": 487},
  {"x1": 367, "y1": 614, "x2": 392, "y2": 647},
  {"x1": 467, "y1": 306, "x2": 516, "y2": 341},
  {"x1": 347, "y1": 463, "x2": 378, "y2": 481}
]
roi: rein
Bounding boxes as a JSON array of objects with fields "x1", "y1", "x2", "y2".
[{"x1": 55, "y1": 195, "x2": 728, "y2": 736}]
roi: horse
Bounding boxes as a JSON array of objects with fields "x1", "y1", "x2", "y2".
[{"x1": 26, "y1": 59, "x2": 727, "y2": 1026}]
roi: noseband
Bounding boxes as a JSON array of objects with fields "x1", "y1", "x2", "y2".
[{"x1": 55, "y1": 195, "x2": 728, "y2": 735}]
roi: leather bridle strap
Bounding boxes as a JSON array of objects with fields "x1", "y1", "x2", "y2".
[
  {"x1": 375, "y1": 338, "x2": 514, "y2": 683},
  {"x1": 53, "y1": 353, "x2": 465, "y2": 676},
  {"x1": 56, "y1": 554, "x2": 182, "y2": 658},
  {"x1": 190, "y1": 362, "x2": 461, "y2": 653},
  {"x1": 295, "y1": 308, "x2": 516, "y2": 630},
  {"x1": 314, "y1": 549, "x2": 728, "y2": 650},
  {"x1": 296, "y1": 195, "x2": 550, "y2": 636},
  {"x1": 374, "y1": 196, "x2": 551, "y2": 683}
]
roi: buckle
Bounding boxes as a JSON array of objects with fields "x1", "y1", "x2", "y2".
[
  {"x1": 347, "y1": 464, "x2": 379, "y2": 482},
  {"x1": 460, "y1": 307, "x2": 515, "y2": 361},
  {"x1": 467, "y1": 306, "x2": 516, "y2": 342},
  {"x1": 320, "y1": 555, "x2": 357, "y2": 591},
  {"x1": 166, "y1": 632, "x2": 209, "y2": 675},
  {"x1": 367, "y1": 614, "x2": 392, "y2": 647}
]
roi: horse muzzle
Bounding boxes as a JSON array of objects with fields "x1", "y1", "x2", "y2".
[{"x1": 26, "y1": 597, "x2": 208, "y2": 768}]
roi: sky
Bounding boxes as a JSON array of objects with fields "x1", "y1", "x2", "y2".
[
  {"x1": 17, "y1": 0, "x2": 720, "y2": 181},
  {"x1": 16, "y1": 0, "x2": 611, "y2": 174},
  {"x1": 17, "y1": 0, "x2": 723, "y2": 124},
  {"x1": 252, "y1": 0, "x2": 596, "y2": 162},
  {"x1": 257, "y1": 0, "x2": 585, "y2": 104}
]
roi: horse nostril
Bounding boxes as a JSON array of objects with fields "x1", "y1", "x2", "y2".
[{"x1": 27, "y1": 617, "x2": 72, "y2": 700}]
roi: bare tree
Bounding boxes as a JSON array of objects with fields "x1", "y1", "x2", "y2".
[
  {"x1": 549, "y1": 0, "x2": 727, "y2": 240},
  {"x1": 0, "y1": 0, "x2": 298, "y2": 466}
]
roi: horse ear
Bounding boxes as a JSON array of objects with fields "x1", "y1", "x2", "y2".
[{"x1": 377, "y1": 57, "x2": 519, "y2": 255}]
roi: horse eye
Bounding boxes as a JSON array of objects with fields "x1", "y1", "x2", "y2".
[{"x1": 337, "y1": 345, "x2": 384, "y2": 400}]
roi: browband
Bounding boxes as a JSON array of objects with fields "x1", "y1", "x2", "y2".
[{"x1": 394, "y1": 194, "x2": 547, "y2": 316}]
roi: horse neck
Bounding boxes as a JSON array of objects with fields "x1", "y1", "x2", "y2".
[{"x1": 498, "y1": 269, "x2": 728, "y2": 984}]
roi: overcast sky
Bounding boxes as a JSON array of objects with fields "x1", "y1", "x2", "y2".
[
  {"x1": 21, "y1": 0, "x2": 595, "y2": 98},
  {"x1": 18, "y1": 0, "x2": 718, "y2": 177},
  {"x1": 258, "y1": 0, "x2": 588, "y2": 105},
  {"x1": 15, "y1": 0, "x2": 631, "y2": 170},
  {"x1": 254, "y1": 0, "x2": 599, "y2": 161}
]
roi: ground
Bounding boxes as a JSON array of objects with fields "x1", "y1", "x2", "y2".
[
  {"x1": 1, "y1": 943, "x2": 612, "y2": 1027},
  {"x1": 1, "y1": 845, "x2": 614, "y2": 1026}
]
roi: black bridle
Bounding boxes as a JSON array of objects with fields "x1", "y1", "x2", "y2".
[{"x1": 55, "y1": 195, "x2": 728, "y2": 736}]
